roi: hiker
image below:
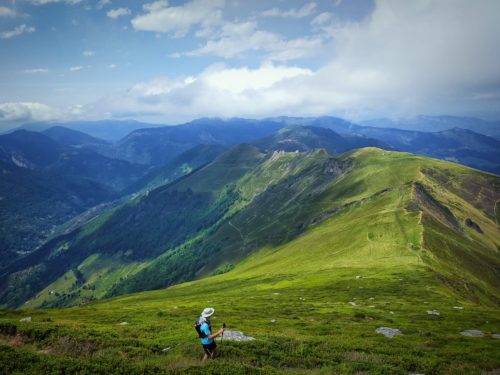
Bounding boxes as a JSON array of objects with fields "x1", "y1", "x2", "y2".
[{"x1": 196, "y1": 307, "x2": 225, "y2": 362}]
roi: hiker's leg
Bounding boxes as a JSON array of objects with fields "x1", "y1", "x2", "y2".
[
  {"x1": 211, "y1": 348, "x2": 220, "y2": 359},
  {"x1": 202, "y1": 353, "x2": 208, "y2": 362}
]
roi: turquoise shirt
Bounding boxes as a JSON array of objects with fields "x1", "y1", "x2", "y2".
[{"x1": 199, "y1": 318, "x2": 213, "y2": 345}]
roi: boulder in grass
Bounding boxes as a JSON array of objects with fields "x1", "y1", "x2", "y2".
[
  {"x1": 119, "y1": 321, "x2": 129, "y2": 325},
  {"x1": 427, "y1": 310, "x2": 440, "y2": 316},
  {"x1": 460, "y1": 330, "x2": 484, "y2": 337},
  {"x1": 490, "y1": 333, "x2": 500, "y2": 339},
  {"x1": 19, "y1": 317, "x2": 31, "y2": 322},
  {"x1": 221, "y1": 330, "x2": 255, "y2": 341},
  {"x1": 376, "y1": 327, "x2": 402, "y2": 338}
]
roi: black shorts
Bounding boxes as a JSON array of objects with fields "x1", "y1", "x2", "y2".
[{"x1": 202, "y1": 341, "x2": 217, "y2": 355}]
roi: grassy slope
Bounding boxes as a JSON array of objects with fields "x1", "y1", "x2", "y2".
[{"x1": 1, "y1": 148, "x2": 499, "y2": 374}]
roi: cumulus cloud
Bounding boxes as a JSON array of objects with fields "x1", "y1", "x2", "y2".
[
  {"x1": 131, "y1": 0, "x2": 224, "y2": 37},
  {"x1": 107, "y1": 7, "x2": 131, "y2": 19},
  {"x1": 108, "y1": 64, "x2": 117, "y2": 69},
  {"x1": 12, "y1": 0, "x2": 499, "y2": 124},
  {"x1": 82, "y1": 50, "x2": 95, "y2": 57},
  {"x1": 0, "y1": 102, "x2": 60, "y2": 123},
  {"x1": 0, "y1": 24, "x2": 35, "y2": 39},
  {"x1": 85, "y1": 0, "x2": 500, "y2": 122},
  {"x1": 181, "y1": 20, "x2": 325, "y2": 61},
  {"x1": 261, "y1": 3, "x2": 317, "y2": 18},
  {"x1": 0, "y1": 6, "x2": 16, "y2": 17},
  {"x1": 69, "y1": 66, "x2": 84, "y2": 72},
  {"x1": 84, "y1": 63, "x2": 314, "y2": 120}
]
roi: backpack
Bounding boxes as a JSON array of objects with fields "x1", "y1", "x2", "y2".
[{"x1": 194, "y1": 319, "x2": 210, "y2": 338}]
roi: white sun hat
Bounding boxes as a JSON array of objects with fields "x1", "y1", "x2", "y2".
[{"x1": 201, "y1": 307, "x2": 215, "y2": 318}]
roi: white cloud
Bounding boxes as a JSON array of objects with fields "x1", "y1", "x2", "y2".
[
  {"x1": 107, "y1": 7, "x2": 131, "y2": 19},
  {"x1": 24, "y1": 68, "x2": 49, "y2": 74},
  {"x1": 108, "y1": 64, "x2": 117, "y2": 69},
  {"x1": 96, "y1": 0, "x2": 111, "y2": 9},
  {"x1": 85, "y1": 63, "x2": 315, "y2": 120},
  {"x1": 69, "y1": 66, "x2": 84, "y2": 72},
  {"x1": 143, "y1": 0, "x2": 169, "y2": 12},
  {"x1": 0, "y1": 102, "x2": 59, "y2": 123},
  {"x1": 14, "y1": 1, "x2": 499, "y2": 124},
  {"x1": 131, "y1": 0, "x2": 224, "y2": 37},
  {"x1": 0, "y1": 6, "x2": 16, "y2": 17},
  {"x1": 0, "y1": 24, "x2": 35, "y2": 39},
  {"x1": 29, "y1": 0, "x2": 81, "y2": 4},
  {"x1": 261, "y1": 3, "x2": 317, "y2": 18},
  {"x1": 182, "y1": 20, "x2": 325, "y2": 61},
  {"x1": 311, "y1": 12, "x2": 332, "y2": 26},
  {"x1": 201, "y1": 64, "x2": 312, "y2": 94},
  {"x1": 82, "y1": 50, "x2": 95, "y2": 57},
  {"x1": 85, "y1": 0, "x2": 500, "y2": 122}
]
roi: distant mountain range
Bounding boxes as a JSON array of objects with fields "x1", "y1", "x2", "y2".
[
  {"x1": 12, "y1": 120, "x2": 165, "y2": 141},
  {"x1": 359, "y1": 115, "x2": 500, "y2": 139},
  {"x1": 1, "y1": 116, "x2": 499, "y2": 291}
]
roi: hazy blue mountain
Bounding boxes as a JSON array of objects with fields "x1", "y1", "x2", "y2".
[
  {"x1": 0, "y1": 130, "x2": 148, "y2": 190},
  {"x1": 268, "y1": 117, "x2": 500, "y2": 174},
  {"x1": 360, "y1": 115, "x2": 500, "y2": 139},
  {"x1": 111, "y1": 118, "x2": 284, "y2": 166},
  {"x1": 124, "y1": 144, "x2": 228, "y2": 194},
  {"x1": 16, "y1": 120, "x2": 164, "y2": 141},
  {"x1": 0, "y1": 129, "x2": 63, "y2": 168},
  {"x1": 42, "y1": 126, "x2": 109, "y2": 148},
  {"x1": 254, "y1": 125, "x2": 389, "y2": 154},
  {"x1": 269, "y1": 116, "x2": 363, "y2": 135},
  {"x1": 352, "y1": 127, "x2": 500, "y2": 174}
]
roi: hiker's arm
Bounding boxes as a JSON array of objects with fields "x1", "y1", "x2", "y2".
[{"x1": 208, "y1": 328, "x2": 224, "y2": 339}]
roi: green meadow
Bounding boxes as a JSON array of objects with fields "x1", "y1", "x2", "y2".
[{"x1": 1, "y1": 148, "x2": 499, "y2": 374}]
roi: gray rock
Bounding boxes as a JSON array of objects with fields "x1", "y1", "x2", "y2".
[
  {"x1": 491, "y1": 333, "x2": 500, "y2": 339},
  {"x1": 221, "y1": 330, "x2": 255, "y2": 341},
  {"x1": 162, "y1": 347, "x2": 171, "y2": 352},
  {"x1": 19, "y1": 317, "x2": 31, "y2": 322},
  {"x1": 119, "y1": 321, "x2": 128, "y2": 325},
  {"x1": 453, "y1": 306, "x2": 463, "y2": 310},
  {"x1": 460, "y1": 329, "x2": 484, "y2": 337},
  {"x1": 270, "y1": 319, "x2": 277, "y2": 323},
  {"x1": 427, "y1": 310, "x2": 440, "y2": 316},
  {"x1": 376, "y1": 327, "x2": 402, "y2": 338},
  {"x1": 356, "y1": 275, "x2": 363, "y2": 279}
]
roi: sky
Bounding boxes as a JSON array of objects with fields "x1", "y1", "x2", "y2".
[{"x1": 0, "y1": 0, "x2": 499, "y2": 128}]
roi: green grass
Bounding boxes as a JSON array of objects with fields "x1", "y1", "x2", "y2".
[
  {"x1": 1, "y1": 148, "x2": 498, "y2": 373},
  {"x1": 2, "y1": 148, "x2": 500, "y2": 373}
]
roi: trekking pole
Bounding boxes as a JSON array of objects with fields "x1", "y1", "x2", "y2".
[{"x1": 221, "y1": 323, "x2": 226, "y2": 344}]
